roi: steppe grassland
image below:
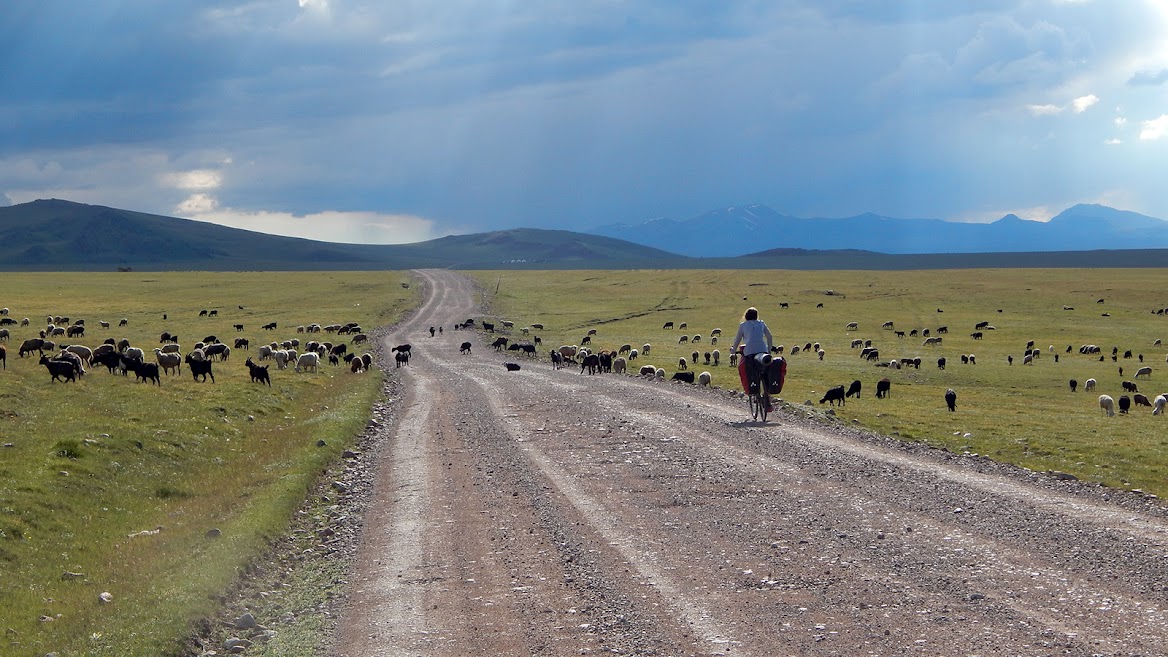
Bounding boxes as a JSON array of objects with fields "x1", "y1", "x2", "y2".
[
  {"x1": 0, "y1": 271, "x2": 415, "y2": 656},
  {"x1": 475, "y1": 269, "x2": 1168, "y2": 495}
]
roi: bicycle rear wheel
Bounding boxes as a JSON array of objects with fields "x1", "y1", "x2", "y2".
[{"x1": 758, "y1": 392, "x2": 769, "y2": 422}]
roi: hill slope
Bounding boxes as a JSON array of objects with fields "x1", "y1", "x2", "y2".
[{"x1": 589, "y1": 203, "x2": 1168, "y2": 256}]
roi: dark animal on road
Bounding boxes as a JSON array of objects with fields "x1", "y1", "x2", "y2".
[
  {"x1": 580, "y1": 354, "x2": 600, "y2": 375},
  {"x1": 460, "y1": 342, "x2": 472, "y2": 354},
  {"x1": 504, "y1": 362, "x2": 521, "y2": 371},
  {"x1": 671, "y1": 371, "x2": 695, "y2": 383}
]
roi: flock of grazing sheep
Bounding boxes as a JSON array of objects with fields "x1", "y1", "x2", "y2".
[
  {"x1": 0, "y1": 306, "x2": 377, "y2": 386},
  {"x1": 460, "y1": 301, "x2": 1168, "y2": 419}
]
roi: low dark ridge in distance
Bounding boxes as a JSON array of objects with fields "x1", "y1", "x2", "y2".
[{"x1": 1, "y1": 199, "x2": 1165, "y2": 271}]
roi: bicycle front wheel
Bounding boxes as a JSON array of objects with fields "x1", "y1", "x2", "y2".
[{"x1": 749, "y1": 393, "x2": 762, "y2": 420}]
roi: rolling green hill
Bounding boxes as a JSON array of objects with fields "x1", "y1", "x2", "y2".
[{"x1": 2, "y1": 199, "x2": 1166, "y2": 270}]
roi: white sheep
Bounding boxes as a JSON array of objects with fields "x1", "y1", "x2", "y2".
[
  {"x1": 1099, "y1": 394, "x2": 1115, "y2": 416},
  {"x1": 123, "y1": 346, "x2": 145, "y2": 361},
  {"x1": 0, "y1": 308, "x2": 7, "y2": 316},
  {"x1": 186, "y1": 348, "x2": 206, "y2": 362},
  {"x1": 817, "y1": 349, "x2": 826, "y2": 360},
  {"x1": 154, "y1": 348, "x2": 182, "y2": 375},
  {"x1": 21, "y1": 318, "x2": 29, "y2": 326},
  {"x1": 712, "y1": 349, "x2": 720, "y2": 366},
  {"x1": 274, "y1": 350, "x2": 290, "y2": 369},
  {"x1": 1084, "y1": 378, "x2": 1097, "y2": 392},
  {"x1": 1135, "y1": 366, "x2": 1152, "y2": 379},
  {"x1": 161, "y1": 343, "x2": 181, "y2": 354},
  {"x1": 698, "y1": 371, "x2": 712, "y2": 386},
  {"x1": 1154, "y1": 395, "x2": 1167, "y2": 415},
  {"x1": 258, "y1": 345, "x2": 273, "y2": 360},
  {"x1": 295, "y1": 351, "x2": 319, "y2": 373},
  {"x1": 64, "y1": 344, "x2": 92, "y2": 364}
]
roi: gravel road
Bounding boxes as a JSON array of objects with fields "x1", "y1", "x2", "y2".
[{"x1": 331, "y1": 269, "x2": 1168, "y2": 657}]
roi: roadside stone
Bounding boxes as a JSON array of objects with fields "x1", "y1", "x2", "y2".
[{"x1": 234, "y1": 613, "x2": 258, "y2": 629}]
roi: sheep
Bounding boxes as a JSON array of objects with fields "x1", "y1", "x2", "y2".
[
  {"x1": 273, "y1": 350, "x2": 290, "y2": 370},
  {"x1": 712, "y1": 350, "x2": 720, "y2": 366},
  {"x1": 154, "y1": 348, "x2": 182, "y2": 375},
  {"x1": 923, "y1": 337, "x2": 943, "y2": 346},
  {"x1": 123, "y1": 346, "x2": 145, "y2": 361},
  {"x1": 351, "y1": 333, "x2": 368, "y2": 345},
  {"x1": 460, "y1": 342, "x2": 472, "y2": 354},
  {"x1": 851, "y1": 339, "x2": 863, "y2": 348},
  {"x1": 671, "y1": 371, "x2": 695, "y2": 383},
  {"x1": 1134, "y1": 393, "x2": 1152, "y2": 407},
  {"x1": 710, "y1": 328, "x2": 722, "y2": 336},
  {"x1": 245, "y1": 357, "x2": 271, "y2": 386},
  {"x1": 817, "y1": 349, "x2": 825, "y2": 360},
  {"x1": 662, "y1": 322, "x2": 674, "y2": 329},
  {"x1": 876, "y1": 378, "x2": 891, "y2": 398},
  {"x1": 845, "y1": 380, "x2": 862, "y2": 398},
  {"x1": 619, "y1": 344, "x2": 632, "y2": 354},
  {"x1": 1154, "y1": 395, "x2": 1167, "y2": 415},
  {"x1": 642, "y1": 343, "x2": 651, "y2": 355},
  {"x1": 677, "y1": 357, "x2": 687, "y2": 371},
  {"x1": 205, "y1": 343, "x2": 231, "y2": 361},
  {"x1": 1099, "y1": 394, "x2": 1115, "y2": 416},
  {"x1": 581, "y1": 335, "x2": 592, "y2": 346},
  {"x1": 679, "y1": 322, "x2": 687, "y2": 330},
  {"x1": 1069, "y1": 379, "x2": 1078, "y2": 392},
  {"x1": 1119, "y1": 395, "x2": 1132, "y2": 414},
  {"x1": 820, "y1": 385, "x2": 846, "y2": 406},
  {"x1": 295, "y1": 352, "x2": 320, "y2": 373},
  {"x1": 234, "y1": 338, "x2": 249, "y2": 350},
  {"x1": 1085, "y1": 378, "x2": 1097, "y2": 392},
  {"x1": 1136, "y1": 366, "x2": 1153, "y2": 379},
  {"x1": 639, "y1": 365, "x2": 656, "y2": 376},
  {"x1": 41, "y1": 354, "x2": 81, "y2": 382},
  {"x1": 185, "y1": 354, "x2": 215, "y2": 382},
  {"x1": 1123, "y1": 381, "x2": 1139, "y2": 393},
  {"x1": 613, "y1": 357, "x2": 627, "y2": 374},
  {"x1": 945, "y1": 388, "x2": 957, "y2": 412},
  {"x1": 395, "y1": 351, "x2": 409, "y2": 367},
  {"x1": 698, "y1": 371, "x2": 711, "y2": 386},
  {"x1": 581, "y1": 354, "x2": 600, "y2": 375},
  {"x1": 678, "y1": 335, "x2": 688, "y2": 344},
  {"x1": 350, "y1": 356, "x2": 364, "y2": 373},
  {"x1": 882, "y1": 321, "x2": 894, "y2": 330},
  {"x1": 257, "y1": 345, "x2": 273, "y2": 361},
  {"x1": 692, "y1": 334, "x2": 701, "y2": 343},
  {"x1": 846, "y1": 322, "x2": 859, "y2": 331},
  {"x1": 629, "y1": 349, "x2": 638, "y2": 360},
  {"x1": 504, "y1": 362, "x2": 521, "y2": 372},
  {"x1": 130, "y1": 360, "x2": 161, "y2": 386},
  {"x1": 655, "y1": 368, "x2": 666, "y2": 378},
  {"x1": 549, "y1": 350, "x2": 564, "y2": 369}
]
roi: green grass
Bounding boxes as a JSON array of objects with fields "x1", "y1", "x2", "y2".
[
  {"x1": 0, "y1": 271, "x2": 416, "y2": 656},
  {"x1": 473, "y1": 268, "x2": 1168, "y2": 493}
]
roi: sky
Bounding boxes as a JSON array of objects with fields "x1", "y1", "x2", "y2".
[{"x1": 2, "y1": 0, "x2": 1167, "y2": 244}]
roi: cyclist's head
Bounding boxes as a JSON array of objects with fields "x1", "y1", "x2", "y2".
[{"x1": 743, "y1": 307, "x2": 759, "y2": 321}]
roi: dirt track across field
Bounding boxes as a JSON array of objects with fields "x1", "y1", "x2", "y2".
[{"x1": 332, "y1": 269, "x2": 1168, "y2": 657}]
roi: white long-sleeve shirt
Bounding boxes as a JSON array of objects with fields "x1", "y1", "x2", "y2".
[{"x1": 731, "y1": 319, "x2": 773, "y2": 356}]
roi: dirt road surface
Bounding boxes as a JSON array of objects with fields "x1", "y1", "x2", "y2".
[{"x1": 333, "y1": 269, "x2": 1168, "y2": 657}]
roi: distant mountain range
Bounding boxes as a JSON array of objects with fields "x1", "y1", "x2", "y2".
[
  {"x1": 1, "y1": 199, "x2": 1166, "y2": 271},
  {"x1": 588, "y1": 203, "x2": 1168, "y2": 256}
]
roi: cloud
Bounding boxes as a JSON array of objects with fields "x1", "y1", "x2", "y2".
[
  {"x1": 1139, "y1": 114, "x2": 1168, "y2": 140},
  {"x1": 1105, "y1": 138, "x2": 1122, "y2": 145},
  {"x1": 1072, "y1": 94, "x2": 1099, "y2": 112},
  {"x1": 1115, "y1": 116, "x2": 1127, "y2": 127},
  {"x1": 1128, "y1": 68, "x2": 1168, "y2": 86},
  {"x1": 1027, "y1": 103, "x2": 1063, "y2": 116},
  {"x1": 161, "y1": 169, "x2": 223, "y2": 191},
  {"x1": 179, "y1": 203, "x2": 448, "y2": 245},
  {"x1": 0, "y1": 192, "x2": 12, "y2": 207}
]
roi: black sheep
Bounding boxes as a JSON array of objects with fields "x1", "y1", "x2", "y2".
[
  {"x1": 819, "y1": 385, "x2": 846, "y2": 406},
  {"x1": 945, "y1": 388, "x2": 957, "y2": 412},
  {"x1": 876, "y1": 378, "x2": 891, "y2": 399},
  {"x1": 1119, "y1": 395, "x2": 1131, "y2": 414},
  {"x1": 1069, "y1": 379, "x2": 1078, "y2": 392},
  {"x1": 845, "y1": 380, "x2": 862, "y2": 398},
  {"x1": 460, "y1": 342, "x2": 472, "y2": 354},
  {"x1": 671, "y1": 371, "x2": 696, "y2": 384},
  {"x1": 504, "y1": 362, "x2": 521, "y2": 371}
]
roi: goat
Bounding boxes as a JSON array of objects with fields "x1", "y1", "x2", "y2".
[
  {"x1": 185, "y1": 354, "x2": 215, "y2": 383},
  {"x1": 245, "y1": 357, "x2": 271, "y2": 386}
]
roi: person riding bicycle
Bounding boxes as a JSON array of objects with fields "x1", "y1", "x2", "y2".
[{"x1": 731, "y1": 306, "x2": 775, "y2": 411}]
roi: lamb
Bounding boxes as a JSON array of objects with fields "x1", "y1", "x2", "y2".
[
  {"x1": 698, "y1": 371, "x2": 711, "y2": 386},
  {"x1": 820, "y1": 385, "x2": 846, "y2": 406},
  {"x1": 1122, "y1": 380, "x2": 1139, "y2": 393},
  {"x1": 1085, "y1": 378, "x2": 1097, "y2": 392},
  {"x1": 1099, "y1": 394, "x2": 1115, "y2": 416},
  {"x1": 154, "y1": 348, "x2": 182, "y2": 376},
  {"x1": 945, "y1": 388, "x2": 957, "y2": 412},
  {"x1": 845, "y1": 380, "x2": 862, "y2": 398},
  {"x1": 185, "y1": 355, "x2": 215, "y2": 382},
  {"x1": 40, "y1": 354, "x2": 78, "y2": 382},
  {"x1": 236, "y1": 358, "x2": 268, "y2": 385},
  {"x1": 295, "y1": 352, "x2": 320, "y2": 373},
  {"x1": 550, "y1": 350, "x2": 564, "y2": 369}
]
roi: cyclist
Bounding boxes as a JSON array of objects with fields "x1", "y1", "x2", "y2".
[{"x1": 730, "y1": 306, "x2": 775, "y2": 411}]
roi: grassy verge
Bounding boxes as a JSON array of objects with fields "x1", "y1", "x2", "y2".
[
  {"x1": 471, "y1": 268, "x2": 1168, "y2": 495},
  {"x1": 0, "y1": 271, "x2": 416, "y2": 656}
]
